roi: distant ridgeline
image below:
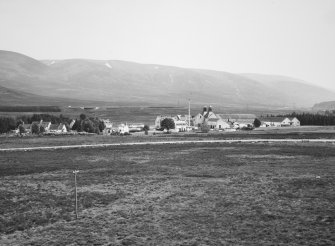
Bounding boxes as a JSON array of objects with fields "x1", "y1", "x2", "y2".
[{"x1": 0, "y1": 106, "x2": 61, "y2": 112}]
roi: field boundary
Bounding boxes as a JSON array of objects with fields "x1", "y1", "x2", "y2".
[{"x1": 1, "y1": 139, "x2": 335, "y2": 152}]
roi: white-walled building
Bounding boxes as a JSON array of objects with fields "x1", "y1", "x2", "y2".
[
  {"x1": 260, "y1": 117, "x2": 301, "y2": 127},
  {"x1": 117, "y1": 124, "x2": 129, "y2": 134},
  {"x1": 207, "y1": 118, "x2": 231, "y2": 130},
  {"x1": 155, "y1": 115, "x2": 189, "y2": 132},
  {"x1": 193, "y1": 106, "x2": 219, "y2": 127},
  {"x1": 291, "y1": 117, "x2": 300, "y2": 126}
]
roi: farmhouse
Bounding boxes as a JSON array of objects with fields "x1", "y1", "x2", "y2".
[
  {"x1": 117, "y1": 123, "x2": 129, "y2": 134},
  {"x1": 217, "y1": 114, "x2": 256, "y2": 128},
  {"x1": 22, "y1": 124, "x2": 32, "y2": 133},
  {"x1": 155, "y1": 115, "x2": 189, "y2": 132},
  {"x1": 174, "y1": 118, "x2": 188, "y2": 132},
  {"x1": 31, "y1": 120, "x2": 51, "y2": 132},
  {"x1": 260, "y1": 117, "x2": 300, "y2": 127},
  {"x1": 207, "y1": 118, "x2": 231, "y2": 130},
  {"x1": 193, "y1": 106, "x2": 219, "y2": 127},
  {"x1": 128, "y1": 123, "x2": 145, "y2": 132},
  {"x1": 291, "y1": 117, "x2": 300, "y2": 126},
  {"x1": 49, "y1": 123, "x2": 67, "y2": 133},
  {"x1": 102, "y1": 119, "x2": 113, "y2": 134}
]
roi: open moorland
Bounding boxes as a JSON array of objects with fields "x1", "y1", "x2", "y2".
[{"x1": 1, "y1": 140, "x2": 335, "y2": 245}]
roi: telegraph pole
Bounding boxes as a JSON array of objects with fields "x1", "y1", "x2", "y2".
[
  {"x1": 188, "y1": 98, "x2": 191, "y2": 127},
  {"x1": 73, "y1": 170, "x2": 79, "y2": 219}
]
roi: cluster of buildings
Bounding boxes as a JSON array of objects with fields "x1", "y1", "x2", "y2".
[
  {"x1": 259, "y1": 117, "x2": 300, "y2": 127},
  {"x1": 102, "y1": 120, "x2": 145, "y2": 135},
  {"x1": 155, "y1": 106, "x2": 301, "y2": 132},
  {"x1": 15, "y1": 106, "x2": 301, "y2": 136},
  {"x1": 155, "y1": 106, "x2": 257, "y2": 132},
  {"x1": 18, "y1": 120, "x2": 71, "y2": 134}
]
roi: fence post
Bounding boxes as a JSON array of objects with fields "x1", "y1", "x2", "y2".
[{"x1": 73, "y1": 170, "x2": 79, "y2": 219}]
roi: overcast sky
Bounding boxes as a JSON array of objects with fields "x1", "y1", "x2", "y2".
[{"x1": 1, "y1": 0, "x2": 335, "y2": 90}]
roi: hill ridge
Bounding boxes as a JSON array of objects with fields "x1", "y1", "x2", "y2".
[{"x1": 1, "y1": 50, "x2": 335, "y2": 108}]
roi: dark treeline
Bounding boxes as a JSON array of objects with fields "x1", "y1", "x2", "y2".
[
  {"x1": 71, "y1": 114, "x2": 105, "y2": 134},
  {"x1": 20, "y1": 114, "x2": 71, "y2": 124},
  {"x1": 0, "y1": 114, "x2": 71, "y2": 134},
  {"x1": 0, "y1": 106, "x2": 61, "y2": 112},
  {"x1": 278, "y1": 112, "x2": 335, "y2": 126},
  {"x1": 0, "y1": 117, "x2": 16, "y2": 134}
]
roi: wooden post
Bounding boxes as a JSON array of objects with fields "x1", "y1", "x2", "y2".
[{"x1": 73, "y1": 170, "x2": 79, "y2": 219}]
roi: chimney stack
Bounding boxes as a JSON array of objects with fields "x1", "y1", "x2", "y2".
[{"x1": 202, "y1": 106, "x2": 207, "y2": 114}]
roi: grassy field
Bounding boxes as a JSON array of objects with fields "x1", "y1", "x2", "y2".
[{"x1": 0, "y1": 141, "x2": 335, "y2": 245}]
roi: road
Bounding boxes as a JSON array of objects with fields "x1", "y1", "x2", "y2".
[{"x1": 1, "y1": 139, "x2": 335, "y2": 152}]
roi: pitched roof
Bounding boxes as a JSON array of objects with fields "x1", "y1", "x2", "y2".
[
  {"x1": 218, "y1": 114, "x2": 257, "y2": 120},
  {"x1": 23, "y1": 124, "x2": 31, "y2": 129},
  {"x1": 49, "y1": 124, "x2": 59, "y2": 130},
  {"x1": 58, "y1": 123, "x2": 66, "y2": 130},
  {"x1": 41, "y1": 122, "x2": 51, "y2": 128},
  {"x1": 260, "y1": 117, "x2": 287, "y2": 122},
  {"x1": 207, "y1": 118, "x2": 220, "y2": 122}
]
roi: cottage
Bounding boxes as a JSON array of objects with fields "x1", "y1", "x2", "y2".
[
  {"x1": 207, "y1": 118, "x2": 231, "y2": 130},
  {"x1": 174, "y1": 119, "x2": 188, "y2": 132},
  {"x1": 49, "y1": 123, "x2": 67, "y2": 133},
  {"x1": 22, "y1": 124, "x2": 32, "y2": 133},
  {"x1": 217, "y1": 114, "x2": 256, "y2": 128},
  {"x1": 260, "y1": 117, "x2": 301, "y2": 127},
  {"x1": 49, "y1": 124, "x2": 60, "y2": 132},
  {"x1": 57, "y1": 123, "x2": 67, "y2": 133},
  {"x1": 129, "y1": 123, "x2": 145, "y2": 132},
  {"x1": 41, "y1": 121, "x2": 51, "y2": 131},
  {"x1": 155, "y1": 115, "x2": 189, "y2": 131},
  {"x1": 291, "y1": 117, "x2": 300, "y2": 126},
  {"x1": 117, "y1": 124, "x2": 129, "y2": 134}
]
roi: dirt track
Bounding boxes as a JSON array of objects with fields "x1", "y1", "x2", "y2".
[{"x1": 1, "y1": 139, "x2": 335, "y2": 152}]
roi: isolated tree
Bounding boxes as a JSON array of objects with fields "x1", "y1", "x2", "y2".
[
  {"x1": 98, "y1": 120, "x2": 105, "y2": 132},
  {"x1": 18, "y1": 124, "x2": 25, "y2": 136},
  {"x1": 31, "y1": 122, "x2": 40, "y2": 134},
  {"x1": 253, "y1": 118, "x2": 261, "y2": 128},
  {"x1": 79, "y1": 113, "x2": 86, "y2": 121},
  {"x1": 16, "y1": 119, "x2": 24, "y2": 128},
  {"x1": 82, "y1": 119, "x2": 95, "y2": 133},
  {"x1": 39, "y1": 125, "x2": 46, "y2": 134},
  {"x1": 143, "y1": 125, "x2": 150, "y2": 135},
  {"x1": 161, "y1": 118, "x2": 175, "y2": 131}
]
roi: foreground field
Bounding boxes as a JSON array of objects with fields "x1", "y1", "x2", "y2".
[{"x1": 1, "y1": 142, "x2": 335, "y2": 245}]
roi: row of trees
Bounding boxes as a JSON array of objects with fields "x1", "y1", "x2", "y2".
[
  {"x1": 280, "y1": 113, "x2": 335, "y2": 126},
  {"x1": 0, "y1": 114, "x2": 73, "y2": 134},
  {"x1": 71, "y1": 114, "x2": 105, "y2": 134},
  {"x1": 0, "y1": 117, "x2": 16, "y2": 134},
  {"x1": 19, "y1": 114, "x2": 71, "y2": 125}
]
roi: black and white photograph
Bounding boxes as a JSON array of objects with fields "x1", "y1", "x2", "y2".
[{"x1": 0, "y1": 0, "x2": 335, "y2": 245}]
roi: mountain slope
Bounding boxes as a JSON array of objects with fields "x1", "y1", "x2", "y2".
[
  {"x1": 312, "y1": 101, "x2": 335, "y2": 111},
  {"x1": 241, "y1": 73, "x2": 335, "y2": 107},
  {"x1": 1, "y1": 50, "x2": 335, "y2": 108},
  {"x1": 0, "y1": 85, "x2": 107, "y2": 107}
]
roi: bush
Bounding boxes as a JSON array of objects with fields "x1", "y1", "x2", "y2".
[
  {"x1": 254, "y1": 118, "x2": 261, "y2": 128},
  {"x1": 0, "y1": 117, "x2": 16, "y2": 134},
  {"x1": 31, "y1": 122, "x2": 40, "y2": 135}
]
